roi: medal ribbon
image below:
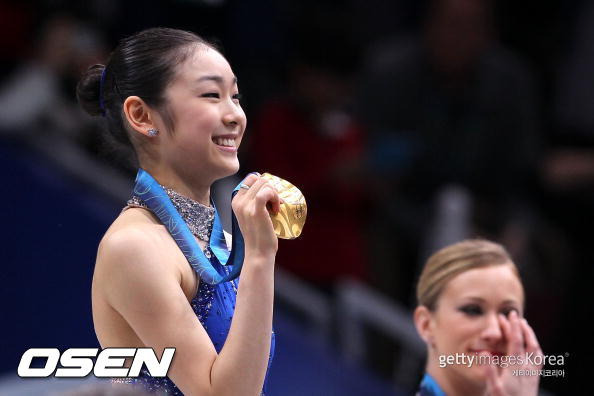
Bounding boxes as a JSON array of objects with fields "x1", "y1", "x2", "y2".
[{"x1": 133, "y1": 168, "x2": 245, "y2": 284}]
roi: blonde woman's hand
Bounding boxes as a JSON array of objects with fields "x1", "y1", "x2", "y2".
[
  {"x1": 232, "y1": 173, "x2": 281, "y2": 259},
  {"x1": 485, "y1": 311, "x2": 543, "y2": 396}
]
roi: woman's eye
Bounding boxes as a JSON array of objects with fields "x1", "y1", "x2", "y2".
[
  {"x1": 202, "y1": 93, "x2": 220, "y2": 98},
  {"x1": 501, "y1": 308, "x2": 519, "y2": 318},
  {"x1": 459, "y1": 305, "x2": 483, "y2": 316},
  {"x1": 232, "y1": 93, "x2": 242, "y2": 101}
]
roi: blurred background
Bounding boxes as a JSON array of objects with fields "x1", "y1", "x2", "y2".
[{"x1": 0, "y1": 0, "x2": 590, "y2": 394}]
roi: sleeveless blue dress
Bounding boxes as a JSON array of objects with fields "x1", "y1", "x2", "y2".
[{"x1": 114, "y1": 192, "x2": 275, "y2": 395}]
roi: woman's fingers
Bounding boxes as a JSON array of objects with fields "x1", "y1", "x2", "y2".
[
  {"x1": 490, "y1": 315, "x2": 542, "y2": 396},
  {"x1": 244, "y1": 176, "x2": 274, "y2": 202},
  {"x1": 235, "y1": 174, "x2": 281, "y2": 214},
  {"x1": 521, "y1": 319, "x2": 543, "y2": 366},
  {"x1": 498, "y1": 314, "x2": 513, "y2": 353},
  {"x1": 509, "y1": 311, "x2": 525, "y2": 356},
  {"x1": 232, "y1": 174, "x2": 280, "y2": 255},
  {"x1": 256, "y1": 185, "x2": 281, "y2": 215},
  {"x1": 233, "y1": 174, "x2": 281, "y2": 222},
  {"x1": 235, "y1": 173, "x2": 260, "y2": 197},
  {"x1": 233, "y1": 176, "x2": 267, "y2": 209},
  {"x1": 501, "y1": 311, "x2": 524, "y2": 357}
]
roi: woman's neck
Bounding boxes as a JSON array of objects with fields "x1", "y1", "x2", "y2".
[
  {"x1": 142, "y1": 166, "x2": 211, "y2": 206},
  {"x1": 426, "y1": 359, "x2": 486, "y2": 396}
]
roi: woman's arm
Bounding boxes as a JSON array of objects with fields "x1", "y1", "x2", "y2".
[{"x1": 210, "y1": 174, "x2": 280, "y2": 394}]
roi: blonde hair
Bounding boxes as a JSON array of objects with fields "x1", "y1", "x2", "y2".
[{"x1": 417, "y1": 239, "x2": 520, "y2": 311}]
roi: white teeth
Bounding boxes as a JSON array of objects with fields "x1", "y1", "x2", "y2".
[{"x1": 213, "y1": 137, "x2": 235, "y2": 147}]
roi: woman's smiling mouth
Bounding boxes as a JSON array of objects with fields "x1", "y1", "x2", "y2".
[{"x1": 212, "y1": 136, "x2": 238, "y2": 152}]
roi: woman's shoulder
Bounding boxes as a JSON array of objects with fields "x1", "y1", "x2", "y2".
[
  {"x1": 96, "y1": 208, "x2": 180, "y2": 273},
  {"x1": 93, "y1": 207, "x2": 198, "y2": 310},
  {"x1": 102, "y1": 208, "x2": 161, "y2": 244}
]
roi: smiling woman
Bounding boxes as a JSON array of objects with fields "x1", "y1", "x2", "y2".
[
  {"x1": 413, "y1": 239, "x2": 544, "y2": 396},
  {"x1": 76, "y1": 28, "x2": 279, "y2": 396}
]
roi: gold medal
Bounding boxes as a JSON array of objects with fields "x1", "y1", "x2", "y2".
[{"x1": 261, "y1": 173, "x2": 307, "y2": 239}]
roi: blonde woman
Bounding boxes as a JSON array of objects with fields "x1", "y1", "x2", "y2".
[{"x1": 414, "y1": 239, "x2": 543, "y2": 395}]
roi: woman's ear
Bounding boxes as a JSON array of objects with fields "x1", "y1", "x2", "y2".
[
  {"x1": 414, "y1": 305, "x2": 435, "y2": 347},
  {"x1": 122, "y1": 96, "x2": 157, "y2": 137}
]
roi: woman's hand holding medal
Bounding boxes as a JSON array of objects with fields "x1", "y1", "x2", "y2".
[{"x1": 232, "y1": 173, "x2": 281, "y2": 258}]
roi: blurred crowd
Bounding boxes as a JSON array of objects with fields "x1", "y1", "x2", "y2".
[{"x1": 1, "y1": 0, "x2": 591, "y2": 392}]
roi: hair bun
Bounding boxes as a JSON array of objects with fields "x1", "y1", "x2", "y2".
[{"x1": 76, "y1": 64, "x2": 105, "y2": 116}]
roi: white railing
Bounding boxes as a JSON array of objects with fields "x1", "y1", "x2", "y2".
[{"x1": 336, "y1": 278, "x2": 425, "y2": 389}]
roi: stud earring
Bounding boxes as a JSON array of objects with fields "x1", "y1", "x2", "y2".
[{"x1": 147, "y1": 128, "x2": 159, "y2": 137}]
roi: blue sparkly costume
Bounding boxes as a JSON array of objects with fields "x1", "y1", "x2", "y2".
[
  {"x1": 417, "y1": 373, "x2": 446, "y2": 396},
  {"x1": 116, "y1": 185, "x2": 275, "y2": 395}
]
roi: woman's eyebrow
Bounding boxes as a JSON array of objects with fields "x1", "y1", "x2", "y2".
[
  {"x1": 459, "y1": 297, "x2": 521, "y2": 307},
  {"x1": 500, "y1": 299, "x2": 521, "y2": 307},
  {"x1": 459, "y1": 296, "x2": 485, "y2": 303},
  {"x1": 196, "y1": 75, "x2": 238, "y2": 85}
]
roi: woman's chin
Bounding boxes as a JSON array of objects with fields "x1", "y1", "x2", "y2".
[
  {"x1": 446, "y1": 364, "x2": 489, "y2": 390},
  {"x1": 216, "y1": 159, "x2": 240, "y2": 179},
  {"x1": 464, "y1": 364, "x2": 491, "y2": 384}
]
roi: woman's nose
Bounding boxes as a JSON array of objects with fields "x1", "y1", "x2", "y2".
[
  {"x1": 222, "y1": 101, "x2": 245, "y2": 128},
  {"x1": 480, "y1": 313, "x2": 503, "y2": 343}
]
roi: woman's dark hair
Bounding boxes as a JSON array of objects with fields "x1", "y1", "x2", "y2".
[{"x1": 77, "y1": 27, "x2": 217, "y2": 165}]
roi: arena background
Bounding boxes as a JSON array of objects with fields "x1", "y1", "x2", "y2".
[{"x1": 0, "y1": 0, "x2": 590, "y2": 394}]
